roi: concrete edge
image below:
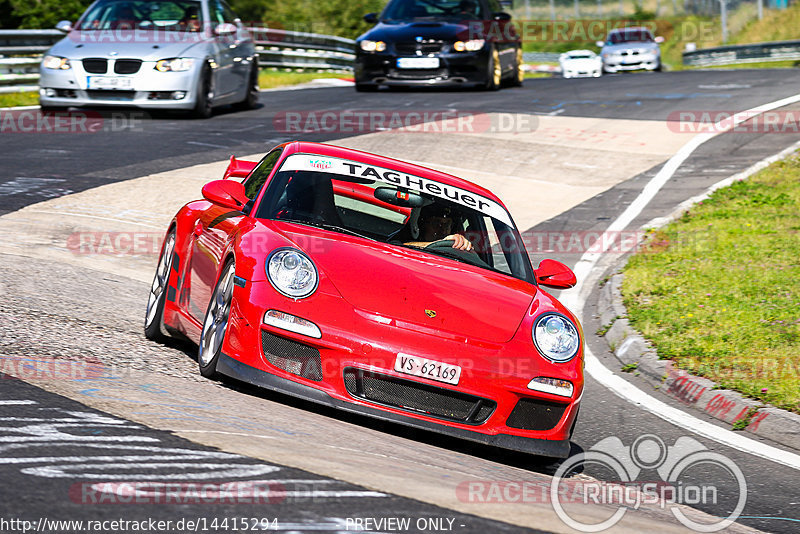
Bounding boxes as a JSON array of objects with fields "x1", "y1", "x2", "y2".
[{"x1": 594, "y1": 142, "x2": 800, "y2": 452}]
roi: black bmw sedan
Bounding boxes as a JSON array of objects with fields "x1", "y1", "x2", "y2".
[{"x1": 354, "y1": 0, "x2": 523, "y2": 91}]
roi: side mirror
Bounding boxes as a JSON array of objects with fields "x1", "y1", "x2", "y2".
[
  {"x1": 596, "y1": 40, "x2": 605, "y2": 47},
  {"x1": 493, "y1": 12, "x2": 512, "y2": 21},
  {"x1": 202, "y1": 180, "x2": 249, "y2": 211},
  {"x1": 364, "y1": 12, "x2": 378, "y2": 24},
  {"x1": 214, "y1": 23, "x2": 237, "y2": 36},
  {"x1": 56, "y1": 20, "x2": 73, "y2": 33},
  {"x1": 222, "y1": 155, "x2": 258, "y2": 181},
  {"x1": 654, "y1": 36, "x2": 665, "y2": 43},
  {"x1": 535, "y1": 259, "x2": 577, "y2": 289}
]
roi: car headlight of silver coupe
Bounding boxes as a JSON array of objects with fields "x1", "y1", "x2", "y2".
[
  {"x1": 155, "y1": 58, "x2": 195, "y2": 72},
  {"x1": 267, "y1": 248, "x2": 318, "y2": 299},
  {"x1": 42, "y1": 55, "x2": 71, "y2": 70},
  {"x1": 532, "y1": 313, "x2": 580, "y2": 362}
]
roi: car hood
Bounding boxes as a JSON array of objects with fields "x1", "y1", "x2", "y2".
[
  {"x1": 280, "y1": 227, "x2": 536, "y2": 343},
  {"x1": 360, "y1": 20, "x2": 477, "y2": 43},
  {"x1": 49, "y1": 31, "x2": 207, "y2": 60},
  {"x1": 602, "y1": 42, "x2": 659, "y2": 54}
]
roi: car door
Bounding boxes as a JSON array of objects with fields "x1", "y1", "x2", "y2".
[
  {"x1": 208, "y1": 0, "x2": 247, "y2": 98},
  {"x1": 187, "y1": 204, "x2": 245, "y2": 324},
  {"x1": 485, "y1": 0, "x2": 517, "y2": 74}
]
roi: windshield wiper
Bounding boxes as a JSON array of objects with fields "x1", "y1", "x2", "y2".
[{"x1": 284, "y1": 219, "x2": 375, "y2": 241}]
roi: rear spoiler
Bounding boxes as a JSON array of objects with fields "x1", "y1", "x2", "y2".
[{"x1": 222, "y1": 155, "x2": 258, "y2": 180}]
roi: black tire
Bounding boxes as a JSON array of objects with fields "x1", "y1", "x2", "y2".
[
  {"x1": 508, "y1": 47, "x2": 524, "y2": 87},
  {"x1": 234, "y1": 61, "x2": 259, "y2": 110},
  {"x1": 191, "y1": 64, "x2": 214, "y2": 119},
  {"x1": 484, "y1": 46, "x2": 501, "y2": 91},
  {"x1": 144, "y1": 230, "x2": 176, "y2": 342},
  {"x1": 198, "y1": 259, "x2": 236, "y2": 379}
]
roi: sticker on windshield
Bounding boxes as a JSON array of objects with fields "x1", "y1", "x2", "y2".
[{"x1": 280, "y1": 153, "x2": 513, "y2": 226}]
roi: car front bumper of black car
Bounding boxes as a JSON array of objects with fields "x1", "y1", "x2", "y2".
[{"x1": 355, "y1": 48, "x2": 491, "y2": 88}]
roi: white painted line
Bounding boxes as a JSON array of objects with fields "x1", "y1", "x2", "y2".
[
  {"x1": 562, "y1": 92, "x2": 800, "y2": 470},
  {"x1": 584, "y1": 350, "x2": 800, "y2": 471},
  {"x1": 0, "y1": 400, "x2": 37, "y2": 405}
]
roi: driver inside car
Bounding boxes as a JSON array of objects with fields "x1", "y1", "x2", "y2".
[{"x1": 404, "y1": 203, "x2": 473, "y2": 251}]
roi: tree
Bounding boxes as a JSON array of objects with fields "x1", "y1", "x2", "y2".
[{"x1": 9, "y1": 0, "x2": 89, "y2": 29}]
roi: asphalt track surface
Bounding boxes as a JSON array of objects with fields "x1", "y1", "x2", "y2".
[{"x1": 2, "y1": 69, "x2": 800, "y2": 533}]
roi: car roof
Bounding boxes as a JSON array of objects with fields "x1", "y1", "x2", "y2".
[{"x1": 283, "y1": 141, "x2": 508, "y2": 208}]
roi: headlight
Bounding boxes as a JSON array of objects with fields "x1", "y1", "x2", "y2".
[
  {"x1": 155, "y1": 58, "x2": 195, "y2": 72},
  {"x1": 42, "y1": 55, "x2": 71, "y2": 70},
  {"x1": 453, "y1": 39, "x2": 485, "y2": 52},
  {"x1": 532, "y1": 313, "x2": 580, "y2": 363},
  {"x1": 360, "y1": 40, "x2": 386, "y2": 52},
  {"x1": 266, "y1": 248, "x2": 318, "y2": 299}
]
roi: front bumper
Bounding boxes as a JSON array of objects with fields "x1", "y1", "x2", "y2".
[
  {"x1": 355, "y1": 49, "x2": 490, "y2": 87},
  {"x1": 214, "y1": 278, "x2": 582, "y2": 458},
  {"x1": 603, "y1": 56, "x2": 659, "y2": 72},
  {"x1": 218, "y1": 353, "x2": 573, "y2": 458},
  {"x1": 38, "y1": 59, "x2": 201, "y2": 109}
]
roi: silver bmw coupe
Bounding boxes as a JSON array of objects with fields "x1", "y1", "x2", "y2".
[{"x1": 39, "y1": 0, "x2": 258, "y2": 117}]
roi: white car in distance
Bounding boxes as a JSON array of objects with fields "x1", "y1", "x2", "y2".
[{"x1": 559, "y1": 49, "x2": 602, "y2": 79}]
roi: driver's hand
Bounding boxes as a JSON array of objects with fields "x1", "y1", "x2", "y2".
[{"x1": 445, "y1": 234, "x2": 473, "y2": 251}]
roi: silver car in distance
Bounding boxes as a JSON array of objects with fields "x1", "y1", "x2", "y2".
[{"x1": 39, "y1": 0, "x2": 258, "y2": 117}]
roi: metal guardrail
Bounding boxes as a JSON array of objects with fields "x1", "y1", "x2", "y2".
[
  {"x1": 523, "y1": 52, "x2": 561, "y2": 63},
  {"x1": 683, "y1": 39, "x2": 800, "y2": 67},
  {"x1": 0, "y1": 27, "x2": 354, "y2": 93}
]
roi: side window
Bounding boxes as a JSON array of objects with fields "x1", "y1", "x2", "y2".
[
  {"x1": 220, "y1": 0, "x2": 239, "y2": 23},
  {"x1": 210, "y1": 0, "x2": 237, "y2": 24},
  {"x1": 243, "y1": 150, "x2": 282, "y2": 200}
]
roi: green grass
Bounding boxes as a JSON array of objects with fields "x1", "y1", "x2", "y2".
[
  {"x1": 622, "y1": 154, "x2": 800, "y2": 413},
  {"x1": 258, "y1": 69, "x2": 349, "y2": 89},
  {"x1": 0, "y1": 91, "x2": 39, "y2": 108}
]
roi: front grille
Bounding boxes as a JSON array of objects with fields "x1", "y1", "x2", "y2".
[
  {"x1": 388, "y1": 68, "x2": 447, "y2": 80},
  {"x1": 83, "y1": 58, "x2": 108, "y2": 73},
  {"x1": 343, "y1": 367, "x2": 495, "y2": 424},
  {"x1": 506, "y1": 398, "x2": 568, "y2": 431},
  {"x1": 395, "y1": 42, "x2": 444, "y2": 55},
  {"x1": 114, "y1": 59, "x2": 142, "y2": 74},
  {"x1": 261, "y1": 331, "x2": 322, "y2": 381},
  {"x1": 86, "y1": 90, "x2": 136, "y2": 100}
]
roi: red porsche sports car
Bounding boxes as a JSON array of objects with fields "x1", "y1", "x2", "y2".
[{"x1": 145, "y1": 141, "x2": 583, "y2": 457}]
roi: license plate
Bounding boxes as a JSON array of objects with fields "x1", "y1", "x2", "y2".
[
  {"x1": 87, "y1": 76, "x2": 133, "y2": 90},
  {"x1": 394, "y1": 353, "x2": 461, "y2": 385},
  {"x1": 396, "y1": 57, "x2": 440, "y2": 69}
]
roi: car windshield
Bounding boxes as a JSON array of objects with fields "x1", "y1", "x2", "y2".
[
  {"x1": 567, "y1": 54, "x2": 593, "y2": 59},
  {"x1": 75, "y1": 0, "x2": 204, "y2": 31},
  {"x1": 255, "y1": 153, "x2": 534, "y2": 282},
  {"x1": 381, "y1": 0, "x2": 487, "y2": 21},
  {"x1": 608, "y1": 29, "x2": 654, "y2": 44}
]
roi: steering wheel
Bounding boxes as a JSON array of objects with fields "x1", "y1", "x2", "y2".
[
  {"x1": 425, "y1": 239, "x2": 458, "y2": 250},
  {"x1": 424, "y1": 240, "x2": 490, "y2": 268}
]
